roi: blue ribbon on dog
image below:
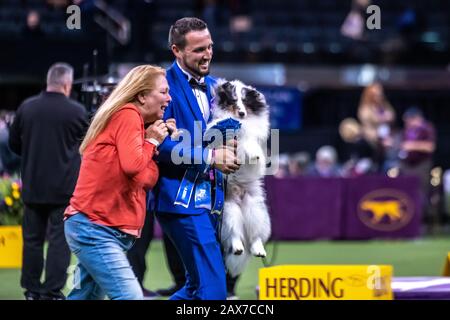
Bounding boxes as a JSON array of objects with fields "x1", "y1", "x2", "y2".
[
  {"x1": 206, "y1": 118, "x2": 241, "y2": 215},
  {"x1": 206, "y1": 118, "x2": 241, "y2": 145}
]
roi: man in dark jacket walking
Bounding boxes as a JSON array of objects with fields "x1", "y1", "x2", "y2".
[{"x1": 9, "y1": 62, "x2": 88, "y2": 300}]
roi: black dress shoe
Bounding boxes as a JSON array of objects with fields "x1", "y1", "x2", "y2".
[
  {"x1": 155, "y1": 284, "x2": 183, "y2": 297},
  {"x1": 24, "y1": 291, "x2": 40, "y2": 300},
  {"x1": 40, "y1": 291, "x2": 66, "y2": 300},
  {"x1": 226, "y1": 291, "x2": 239, "y2": 300}
]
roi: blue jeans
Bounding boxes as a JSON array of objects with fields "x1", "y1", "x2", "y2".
[{"x1": 64, "y1": 213, "x2": 143, "y2": 300}]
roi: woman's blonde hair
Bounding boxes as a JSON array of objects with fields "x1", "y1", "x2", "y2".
[
  {"x1": 359, "y1": 82, "x2": 387, "y2": 107},
  {"x1": 79, "y1": 65, "x2": 166, "y2": 154}
]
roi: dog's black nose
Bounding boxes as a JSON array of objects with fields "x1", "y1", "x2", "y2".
[{"x1": 238, "y1": 111, "x2": 245, "y2": 118}]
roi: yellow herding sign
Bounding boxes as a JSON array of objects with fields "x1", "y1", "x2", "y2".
[
  {"x1": 259, "y1": 265, "x2": 393, "y2": 300},
  {"x1": 0, "y1": 226, "x2": 23, "y2": 268}
]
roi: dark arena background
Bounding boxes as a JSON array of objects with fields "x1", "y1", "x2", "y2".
[{"x1": 1, "y1": 0, "x2": 450, "y2": 301}]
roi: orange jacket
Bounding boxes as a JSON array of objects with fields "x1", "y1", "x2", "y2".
[{"x1": 67, "y1": 104, "x2": 159, "y2": 232}]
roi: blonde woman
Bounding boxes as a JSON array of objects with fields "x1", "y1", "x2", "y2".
[
  {"x1": 64, "y1": 65, "x2": 172, "y2": 300},
  {"x1": 357, "y1": 82, "x2": 396, "y2": 146}
]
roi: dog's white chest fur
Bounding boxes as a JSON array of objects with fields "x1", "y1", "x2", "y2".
[{"x1": 230, "y1": 121, "x2": 267, "y2": 185}]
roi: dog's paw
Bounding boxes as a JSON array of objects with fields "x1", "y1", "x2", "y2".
[
  {"x1": 231, "y1": 238, "x2": 244, "y2": 255},
  {"x1": 250, "y1": 239, "x2": 267, "y2": 257}
]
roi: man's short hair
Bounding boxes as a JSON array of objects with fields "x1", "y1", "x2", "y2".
[
  {"x1": 46, "y1": 62, "x2": 73, "y2": 87},
  {"x1": 403, "y1": 106, "x2": 423, "y2": 120},
  {"x1": 168, "y1": 17, "x2": 208, "y2": 50}
]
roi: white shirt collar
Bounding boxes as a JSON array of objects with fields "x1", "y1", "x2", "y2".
[{"x1": 176, "y1": 61, "x2": 205, "y2": 84}]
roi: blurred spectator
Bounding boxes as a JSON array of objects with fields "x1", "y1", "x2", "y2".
[
  {"x1": 380, "y1": 125, "x2": 403, "y2": 173},
  {"x1": 341, "y1": 0, "x2": 371, "y2": 40},
  {"x1": 273, "y1": 152, "x2": 312, "y2": 178},
  {"x1": 357, "y1": 82, "x2": 396, "y2": 147},
  {"x1": 307, "y1": 146, "x2": 340, "y2": 177},
  {"x1": 399, "y1": 107, "x2": 436, "y2": 196},
  {"x1": 227, "y1": 0, "x2": 252, "y2": 34},
  {"x1": 273, "y1": 153, "x2": 289, "y2": 178},
  {"x1": 339, "y1": 118, "x2": 379, "y2": 176},
  {"x1": 0, "y1": 111, "x2": 20, "y2": 176},
  {"x1": 22, "y1": 10, "x2": 45, "y2": 39},
  {"x1": 287, "y1": 152, "x2": 310, "y2": 177},
  {"x1": 9, "y1": 63, "x2": 88, "y2": 300}
]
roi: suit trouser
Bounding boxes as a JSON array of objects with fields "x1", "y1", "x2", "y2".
[
  {"x1": 156, "y1": 212, "x2": 227, "y2": 300},
  {"x1": 21, "y1": 203, "x2": 71, "y2": 298},
  {"x1": 127, "y1": 210, "x2": 154, "y2": 285},
  {"x1": 162, "y1": 233, "x2": 186, "y2": 288}
]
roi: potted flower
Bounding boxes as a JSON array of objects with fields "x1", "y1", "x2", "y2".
[{"x1": 0, "y1": 175, "x2": 23, "y2": 268}]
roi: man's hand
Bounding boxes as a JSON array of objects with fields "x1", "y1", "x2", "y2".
[
  {"x1": 145, "y1": 120, "x2": 168, "y2": 144},
  {"x1": 226, "y1": 138, "x2": 237, "y2": 149},
  {"x1": 402, "y1": 140, "x2": 435, "y2": 153},
  {"x1": 212, "y1": 144, "x2": 240, "y2": 174}
]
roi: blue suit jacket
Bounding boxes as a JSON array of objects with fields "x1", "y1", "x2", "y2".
[{"x1": 154, "y1": 61, "x2": 216, "y2": 215}]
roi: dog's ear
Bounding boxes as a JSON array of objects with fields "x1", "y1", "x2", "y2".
[
  {"x1": 215, "y1": 82, "x2": 228, "y2": 103},
  {"x1": 246, "y1": 87, "x2": 261, "y2": 99},
  {"x1": 216, "y1": 81, "x2": 236, "y2": 105},
  {"x1": 243, "y1": 87, "x2": 268, "y2": 113},
  {"x1": 245, "y1": 87, "x2": 266, "y2": 103},
  {"x1": 222, "y1": 81, "x2": 233, "y2": 91}
]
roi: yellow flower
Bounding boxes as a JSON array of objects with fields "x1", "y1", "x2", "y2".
[
  {"x1": 12, "y1": 190, "x2": 20, "y2": 200},
  {"x1": 4, "y1": 196, "x2": 13, "y2": 206},
  {"x1": 11, "y1": 182, "x2": 20, "y2": 191}
]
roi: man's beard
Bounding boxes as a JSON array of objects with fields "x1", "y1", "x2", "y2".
[
  {"x1": 189, "y1": 66, "x2": 209, "y2": 78},
  {"x1": 185, "y1": 59, "x2": 210, "y2": 78}
]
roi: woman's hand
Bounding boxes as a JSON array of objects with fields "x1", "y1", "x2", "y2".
[
  {"x1": 146, "y1": 120, "x2": 168, "y2": 144},
  {"x1": 165, "y1": 118, "x2": 177, "y2": 132},
  {"x1": 165, "y1": 118, "x2": 182, "y2": 139}
]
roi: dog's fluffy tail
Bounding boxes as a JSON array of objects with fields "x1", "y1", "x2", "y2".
[{"x1": 225, "y1": 252, "x2": 251, "y2": 277}]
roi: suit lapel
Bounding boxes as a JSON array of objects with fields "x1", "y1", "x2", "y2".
[
  {"x1": 205, "y1": 77, "x2": 215, "y2": 123},
  {"x1": 171, "y1": 62, "x2": 206, "y2": 127}
]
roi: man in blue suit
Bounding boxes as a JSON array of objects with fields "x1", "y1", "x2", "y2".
[{"x1": 154, "y1": 17, "x2": 239, "y2": 300}]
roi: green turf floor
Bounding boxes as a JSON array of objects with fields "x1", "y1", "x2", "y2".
[{"x1": 1, "y1": 237, "x2": 449, "y2": 300}]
